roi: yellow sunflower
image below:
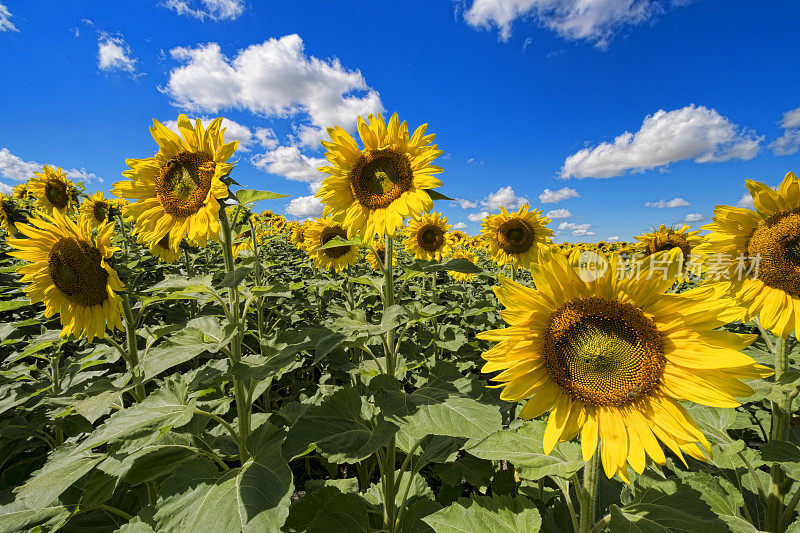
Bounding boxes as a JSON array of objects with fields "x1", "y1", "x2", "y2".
[
  {"x1": 696, "y1": 171, "x2": 800, "y2": 337},
  {"x1": 448, "y1": 248, "x2": 479, "y2": 282},
  {"x1": 149, "y1": 233, "x2": 181, "y2": 264},
  {"x1": 403, "y1": 211, "x2": 453, "y2": 261},
  {"x1": 479, "y1": 247, "x2": 771, "y2": 481},
  {"x1": 79, "y1": 192, "x2": 113, "y2": 228},
  {"x1": 305, "y1": 218, "x2": 360, "y2": 272},
  {"x1": 13, "y1": 182, "x2": 33, "y2": 200},
  {"x1": 7, "y1": 211, "x2": 124, "y2": 340},
  {"x1": 111, "y1": 115, "x2": 237, "y2": 251},
  {"x1": 481, "y1": 204, "x2": 554, "y2": 268},
  {"x1": 316, "y1": 113, "x2": 443, "y2": 242},
  {"x1": 232, "y1": 228, "x2": 255, "y2": 259},
  {"x1": 366, "y1": 238, "x2": 397, "y2": 271},
  {"x1": 28, "y1": 165, "x2": 77, "y2": 216},
  {"x1": 635, "y1": 224, "x2": 702, "y2": 281},
  {"x1": 0, "y1": 195, "x2": 20, "y2": 234},
  {"x1": 290, "y1": 220, "x2": 309, "y2": 250}
]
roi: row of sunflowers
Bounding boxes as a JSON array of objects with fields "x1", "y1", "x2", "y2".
[{"x1": 0, "y1": 113, "x2": 798, "y2": 532}]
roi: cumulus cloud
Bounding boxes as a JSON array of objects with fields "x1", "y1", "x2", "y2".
[
  {"x1": 250, "y1": 146, "x2": 326, "y2": 192},
  {"x1": 452, "y1": 222, "x2": 468, "y2": 230},
  {"x1": 468, "y1": 211, "x2": 490, "y2": 222},
  {"x1": 255, "y1": 127, "x2": 278, "y2": 149},
  {"x1": 162, "y1": 0, "x2": 244, "y2": 21},
  {"x1": 165, "y1": 34, "x2": 384, "y2": 147},
  {"x1": 0, "y1": 147, "x2": 102, "y2": 183},
  {"x1": 545, "y1": 208, "x2": 571, "y2": 219},
  {"x1": 454, "y1": 198, "x2": 478, "y2": 209},
  {"x1": 780, "y1": 107, "x2": 800, "y2": 129},
  {"x1": 162, "y1": 116, "x2": 254, "y2": 151},
  {"x1": 539, "y1": 186, "x2": 579, "y2": 203},
  {"x1": 606, "y1": 235, "x2": 620, "y2": 242},
  {"x1": 560, "y1": 105, "x2": 762, "y2": 179},
  {"x1": 644, "y1": 197, "x2": 689, "y2": 208},
  {"x1": 684, "y1": 213, "x2": 704, "y2": 222},
  {"x1": 463, "y1": 0, "x2": 683, "y2": 48},
  {"x1": 0, "y1": 3, "x2": 18, "y2": 32},
  {"x1": 482, "y1": 186, "x2": 527, "y2": 210},
  {"x1": 736, "y1": 192, "x2": 754, "y2": 209},
  {"x1": 770, "y1": 107, "x2": 800, "y2": 156},
  {"x1": 285, "y1": 195, "x2": 323, "y2": 219},
  {"x1": 0, "y1": 181, "x2": 12, "y2": 194},
  {"x1": 98, "y1": 33, "x2": 138, "y2": 74},
  {"x1": 558, "y1": 221, "x2": 594, "y2": 236}
]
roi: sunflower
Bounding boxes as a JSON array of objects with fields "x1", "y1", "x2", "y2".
[
  {"x1": 481, "y1": 204, "x2": 554, "y2": 268},
  {"x1": 232, "y1": 228, "x2": 254, "y2": 259},
  {"x1": 13, "y1": 182, "x2": 33, "y2": 200},
  {"x1": 316, "y1": 113, "x2": 443, "y2": 242},
  {"x1": 7, "y1": 212, "x2": 124, "y2": 340},
  {"x1": 148, "y1": 233, "x2": 181, "y2": 264},
  {"x1": 28, "y1": 165, "x2": 77, "y2": 216},
  {"x1": 448, "y1": 248, "x2": 479, "y2": 282},
  {"x1": 0, "y1": 195, "x2": 20, "y2": 234},
  {"x1": 111, "y1": 115, "x2": 237, "y2": 251},
  {"x1": 403, "y1": 211, "x2": 453, "y2": 261},
  {"x1": 696, "y1": 171, "x2": 800, "y2": 337},
  {"x1": 79, "y1": 192, "x2": 113, "y2": 228},
  {"x1": 479, "y1": 247, "x2": 771, "y2": 481},
  {"x1": 366, "y1": 238, "x2": 397, "y2": 271},
  {"x1": 305, "y1": 218, "x2": 360, "y2": 272},
  {"x1": 635, "y1": 224, "x2": 702, "y2": 281},
  {"x1": 290, "y1": 220, "x2": 310, "y2": 250}
]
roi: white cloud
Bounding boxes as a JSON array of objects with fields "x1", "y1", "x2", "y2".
[
  {"x1": 0, "y1": 181, "x2": 12, "y2": 194},
  {"x1": 684, "y1": 213, "x2": 704, "y2": 222},
  {"x1": 560, "y1": 105, "x2": 762, "y2": 179},
  {"x1": 780, "y1": 106, "x2": 800, "y2": 129},
  {"x1": 255, "y1": 127, "x2": 278, "y2": 149},
  {"x1": 482, "y1": 186, "x2": 527, "y2": 210},
  {"x1": 162, "y1": 116, "x2": 254, "y2": 151},
  {"x1": 545, "y1": 208, "x2": 571, "y2": 219},
  {"x1": 606, "y1": 235, "x2": 620, "y2": 242},
  {"x1": 250, "y1": 146, "x2": 326, "y2": 192},
  {"x1": 644, "y1": 197, "x2": 689, "y2": 208},
  {"x1": 769, "y1": 130, "x2": 800, "y2": 156},
  {"x1": 162, "y1": 0, "x2": 244, "y2": 21},
  {"x1": 558, "y1": 221, "x2": 594, "y2": 236},
  {"x1": 454, "y1": 198, "x2": 478, "y2": 209},
  {"x1": 285, "y1": 195, "x2": 323, "y2": 219},
  {"x1": 0, "y1": 3, "x2": 18, "y2": 32},
  {"x1": 466, "y1": 157, "x2": 485, "y2": 165},
  {"x1": 736, "y1": 192, "x2": 754, "y2": 209},
  {"x1": 165, "y1": 34, "x2": 384, "y2": 147},
  {"x1": 464, "y1": 0, "x2": 677, "y2": 48},
  {"x1": 452, "y1": 222, "x2": 468, "y2": 230},
  {"x1": 98, "y1": 33, "x2": 137, "y2": 74},
  {"x1": 468, "y1": 211, "x2": 490, "y2": 222},
  {"x1": 539, "y1": 186, "x2": 579, "y2": 203},
  {"x1": 0, "y1": 147, "x2": 102, "y2": 183}
]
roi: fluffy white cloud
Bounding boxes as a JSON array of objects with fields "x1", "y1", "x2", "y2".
[
  {"x1": 482, "y1": 186, "x2": 527, "y2": 210},
  {"x1": 736, "y1": 192, "x2": 754, "y2": 209},
  {"x1": 0, "y1": 147, "x2": 103, "y2": 183},
  {"x1": 255, "y1": 127, "x2": 278, "y2": 149},
  {"x1": 645, "y1": 197, "x2": 689, "y2": 208},
  {"x1": 285, "y1": 195, "x2": 323, "y2": 219},
  {"x1": 539, "y1": 186, "x2": 579, "y2": 203},
  {"x1": 781, "y1": 107, "x2": 800, "y2": 129},
  {"x1": 769, "y1": 130, "x2": 800, "y2": 156},
  {"x1": 162, "y1": 116, "x2": 254, "y2": 151},
  {"x1": 0, "y1": 3, "x2": 18, "y2": 32},
  {"x1": 545, "y1": 208, "x2": 571, "y2": 219},
  {"x1": 561, "y1": 105, "x2": 762, "y2": 179},
  {"x1": 452, "y1": 222, "x2": 468, "y2": 230},
  {"x1": 558, "y1": 221, "x2": 594, "y2": 236},
  {"x1": 98, "y1": 33, "x2": 137, "y2": 73},
  {"x1": 162, "y1": 0, "x2": 244, "y2": 21},
  {"x1": 250, "y1": 146, "x2": 326, "y2": 192},
  {"x1": 0, "y1": 181, "x2": 12, "y2": 194},
  {"x1": 468, "y1": 211, "x2": 490, "y2": 222},
  {"x1": 454, "y1": 199, "x2": 478, "y2": 209},
  {"x1": 464, "y1": 0, "x2": 679, "y2": 48},
  {"x1": 165, "y1": 34, "x2": 384, "y2": 147},
  {"x1": 606, "y1": 235, "x2": 620, "y2": 242},
  {"x1": 684, "y1": 213, "x2": 704, "y2": 222}
]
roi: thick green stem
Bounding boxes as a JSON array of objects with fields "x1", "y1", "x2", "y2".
[
  {"x1": 121, "y1": 293, "x2": 145, "y2": 402},
  {"x1": 579, "y1": 448, "x2": 601, "y2": 533},
  {"x1": 249, "y1": 219, "x2": 266, "y2": 356},
  {"x1": 766, "y1": 336, "x2": 791, "y2": 532},
  {"x1": 381, "y1": 235, "x2": 397, "y2": 531},
  {"x1": 511, "y1": 263, "x2": 516, "y2": 282}
]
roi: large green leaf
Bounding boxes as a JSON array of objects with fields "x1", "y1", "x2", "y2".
[
  {"x1": 422, "y1": 495, "x2": 541, "y2": 533},
  {"x1": 235, "y1": 189, "x2": 291, "y2": 205},
  {"x1": 284, "y1": 487, "x2": 372, "y2": 533},
  {"x1": 98, "y1": 432, "x2": 202, "y2": 485},
  {"x1": 0, "y1": 498, "x2": 71, "y2": 533}
]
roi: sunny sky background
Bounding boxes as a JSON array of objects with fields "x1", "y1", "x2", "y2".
[{"x1": 1, "y1": 0, "x2": 799, "y2": 242}]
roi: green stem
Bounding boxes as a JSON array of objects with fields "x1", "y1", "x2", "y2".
[
  {"x1": 579, "y1": 448, "x2": 601, "y2": 533},
  {"x1": 766, "y1": 335, "x2": 791, "y2": 532},
  {"x1": 382, "y1": 234, "x2": 397, "y2": 532},
  {"x1": 97, "y1": 504, "x2": 134, "y2": 521},
  {"x1": 249, "y1": 219, "x2": 266, "y2": 357},
  {"x1": 554, "y1": 477, "x2": 580, "y2": 533},
  {"x1": 121, "y1": 293, "x2": 145, "y2": 403},
  {"x1": 511, "y1": 263, "x2": 516, "y2": 282},
  {"x1": 184, "y1": 248, "x2": 197, "y2": 319}
]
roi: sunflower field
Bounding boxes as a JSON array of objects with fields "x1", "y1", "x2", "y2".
[{"x1": 1, "y1": 113, "x2": 800, "y2": 533}]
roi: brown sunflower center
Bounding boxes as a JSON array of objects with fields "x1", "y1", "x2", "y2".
[
  {"x1": 747, "y1": 208, "x2": 800, "y2": 296},
  {"x1": 48, "y1": 237, "x2": 109, "y2": 306},
  {"x1": 92, "y1": 201, "x2": 109, "y2": 223},
  {"x1": 417, "y1": 224, "x2": 445, "y2": 252},
  {"x1": 320, "y1": 226, "x2": 351, "y2": 259},
  {"x1": 45, "y1": 179, "x2": 69, "y2": 210},
  {"x1": 374, "y1": 246, "x2": 386, "y2": 264},
  {"x1": 349, "y1": 149, "x2": 413, "y2": 210},
  {"x1": 156, "y1": 234, "x2": 171, "y2": 250},
  {"x1": 543, "y1": 297, "x2": 665, "y2": 406},
  {"x1": 156, "y1": 152, "x2": 216, "y2": 217},
  {"x1": 497, "y1": 218, "x2": 535, "y2": 254}
]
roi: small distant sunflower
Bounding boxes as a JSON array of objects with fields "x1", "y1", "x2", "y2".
[
  {"x1": 28, "y1": 165, "x2": 76, "y2": 216},
  {"x1": 306, "y1": 218, "x2": 360, "y2": 272},
  {"x1": 111, "y1": 115, "x2": 237, "y2": 250},
  {"x1": 232, "y1": 228, "x2": 254, "y2": 259},
  {"x1": 482, "y1": 204, "x2": 553, "y2": 268},
  {"x1": 0, "y1": 196, "x2": 20, "y2": 234},
  {"x1": 291, "y1": 221, "x2": 309, "y2": 250},
  {"x1": 448, "y1": 248, "x2": 479, "y2": 282},
  {"x1": 366, "y1": 238, "x2": 397, "y2": 271},
  {"x1": 316, "y1": 113, "x2": 443, "y2": 242},
  {"x1": 13, "y1": 183, "x2": 33, "y2": 200},
  {"x1": 7, "y1": 212, "x2": 124, "y2": 340},
  {"x1": 697, "y1": 171, "x2": 800, "y2": 336},
  {"x1": 635, "y1": 224, "x2": 702, "y2": 280},
  {"x1": 403, "y1": 211, "x2": 453, "y2": 261},
  {"x1": 479, "y1": 247, "x2": 771, "y2": 481},
  {"x1": 149, "y1": 233, "x2": 181, "y2": 264},
  {"x1": 79, "y1": 192, "x2": 113, "y2": 228}
]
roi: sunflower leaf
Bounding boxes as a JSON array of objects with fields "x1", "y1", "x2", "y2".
[
  {"x1": 235, "y1": 189, "x2": 291, "y2": 205},
  {"x1": 422, "y1": 495, "x2": 541, "y2": 533},
  {"x1": 426, "y1": 189, "x2": 455, "y2": 201},
  {"x1": 314, "y1": 236, "x2": 363, "y2": 250}
]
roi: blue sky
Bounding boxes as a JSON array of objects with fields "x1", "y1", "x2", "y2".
[{"x1": 1, "y1": 0, "x2": 799, "y2": 242}]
